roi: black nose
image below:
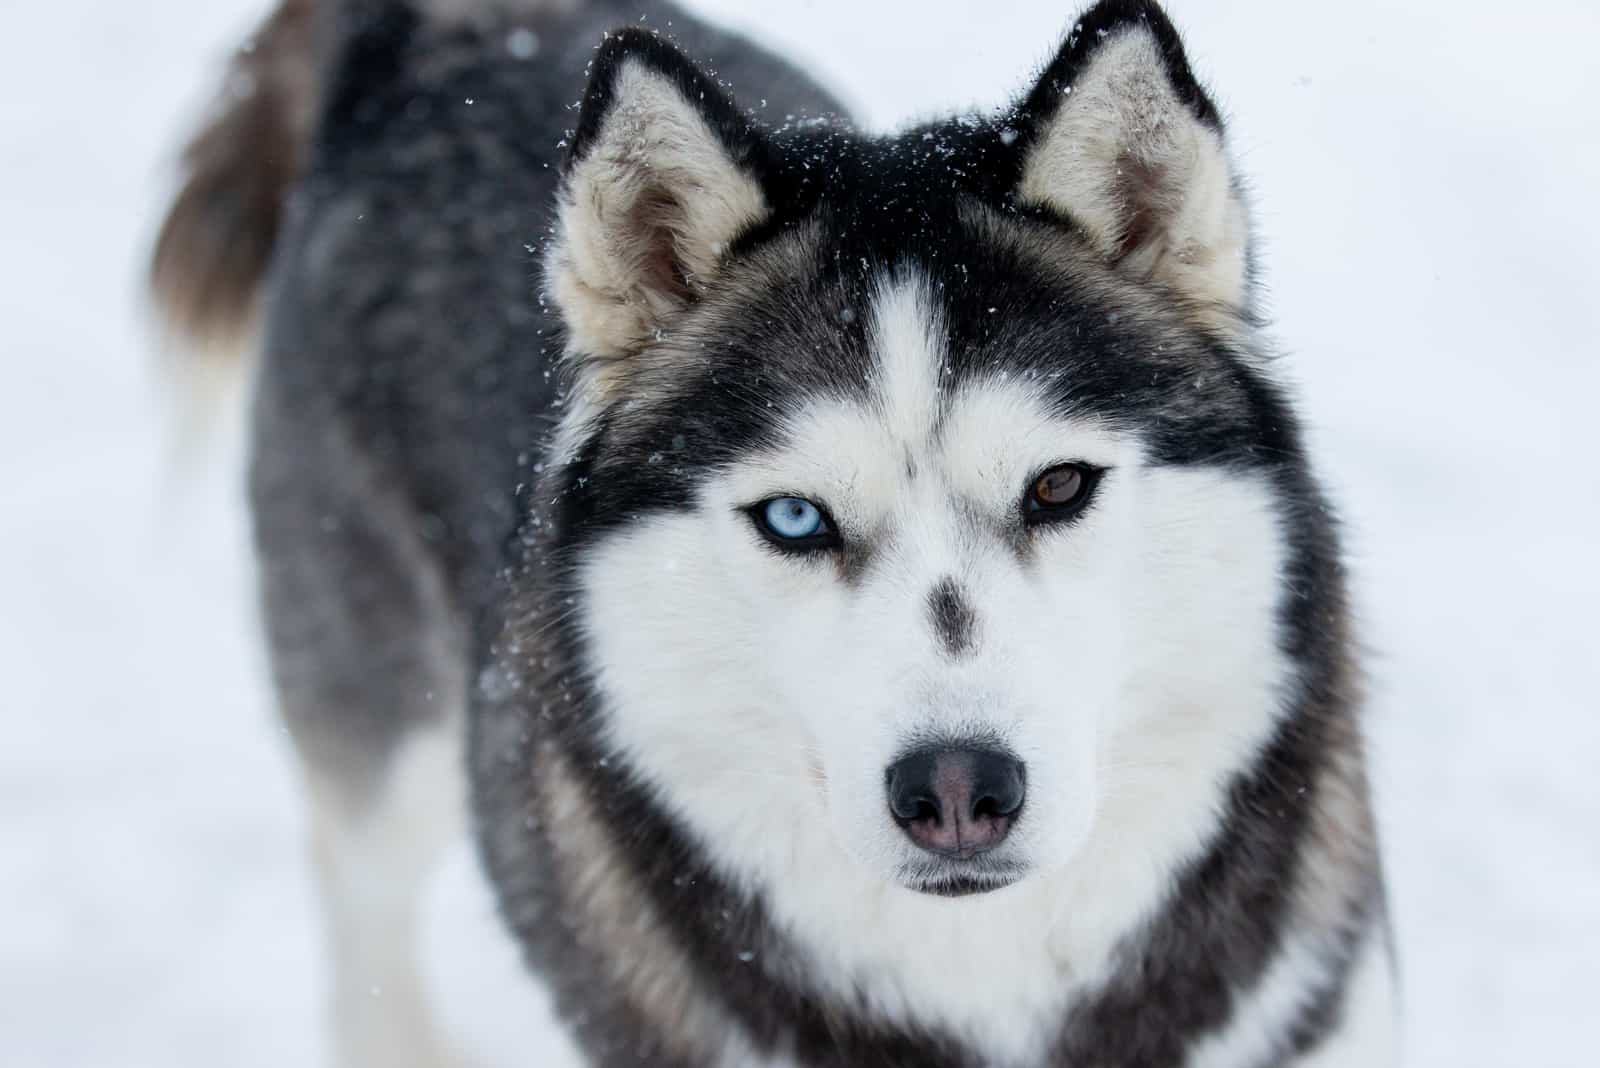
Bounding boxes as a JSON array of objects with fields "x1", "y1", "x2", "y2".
[{"x1": 886, "y1": 747, "x2": 1025, "y2": 859}]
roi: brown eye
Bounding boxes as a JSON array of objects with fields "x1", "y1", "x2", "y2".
[{"x1": 1025, "y1": 463, "x2": 1099, "y2": 524}]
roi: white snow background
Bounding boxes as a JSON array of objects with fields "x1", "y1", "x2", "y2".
[{"x1": 1, "y1": 1, "x2": 1595, "y2": 1065}]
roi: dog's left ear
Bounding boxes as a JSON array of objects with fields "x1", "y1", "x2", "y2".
[
  {"x1": 548, "y1": 30, "x2": 772, "y2": 386},
  {"x1": 1012, "y1": 0, "x2": 1249, "y2": 310}
]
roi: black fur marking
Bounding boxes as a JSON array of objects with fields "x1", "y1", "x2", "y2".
[
  {"x1": 556, "y1": 204, "x2": 1286, "y2": 543},
  {"x1": 928, "y1": 577, "x2": 977, "y2": 656},
  {"x1": 538, "y1": 8, "x2": 1266, "y2": 545}
]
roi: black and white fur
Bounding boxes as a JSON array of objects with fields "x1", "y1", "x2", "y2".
[{"x1": 153, "y1": 1, "x2": 1397, "y2": 1064}]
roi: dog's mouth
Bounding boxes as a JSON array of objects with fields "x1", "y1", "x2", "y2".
[{"x1": 900, "y1": 859, "x2": 1026, "y2": 898}]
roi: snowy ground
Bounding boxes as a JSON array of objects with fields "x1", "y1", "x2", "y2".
[{"x1": 1, "y1": 1, "x2": 1595, "y2": 1066}]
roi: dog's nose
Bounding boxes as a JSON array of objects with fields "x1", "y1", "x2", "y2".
[{"x1": 886, "y1": 747, "x2": 1025, "y2": 859}]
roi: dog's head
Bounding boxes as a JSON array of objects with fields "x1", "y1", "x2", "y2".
[{"x1": 539, "y1": 1, "x2": 1301, "y2": 899}]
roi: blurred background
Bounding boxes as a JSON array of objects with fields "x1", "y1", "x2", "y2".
[{"x1": 1, "y1": 1, "x2": 1595, "y2": 1065}]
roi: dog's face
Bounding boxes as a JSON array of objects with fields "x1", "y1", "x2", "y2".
[{"x1": 544, "y1": 10, "x2": 1290, "y2": 898}]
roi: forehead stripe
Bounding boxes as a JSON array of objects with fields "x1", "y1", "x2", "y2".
[{"x1": 868, "y1": 270, "x2": 946, "y2": 449}]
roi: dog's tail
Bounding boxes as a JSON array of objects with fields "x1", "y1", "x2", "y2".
[{"x1": 148, "y1": 0, "x2": 320, "y2": 358}]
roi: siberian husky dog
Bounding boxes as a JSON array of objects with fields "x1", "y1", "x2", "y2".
[{"x1": 152, "y1": 0, "x2": 1397, "y2": 1064}]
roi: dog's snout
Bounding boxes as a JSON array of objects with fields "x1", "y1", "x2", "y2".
[{"x1": 886, "y1": 747, "x2": 1025, "y2": 859}]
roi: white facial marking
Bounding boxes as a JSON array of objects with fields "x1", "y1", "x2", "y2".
[{"x1": 868, "y1": 272, "x2": 945, "y2": 445}]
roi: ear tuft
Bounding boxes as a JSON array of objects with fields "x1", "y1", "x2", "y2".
[
  {"x1": 1014, "y1": 1, "x2": 1249, "y2": 311},
  {"x1": 548, "y1": 31, "x2": 770, "y2": 385}
]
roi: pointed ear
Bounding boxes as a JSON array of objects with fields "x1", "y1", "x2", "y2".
[
  {"x1": 547, "y1": 30, "x2": 771, "y2": 383},
  {"x1": 1013, "y1": 1, "x2": 1249, "y2": 310}
]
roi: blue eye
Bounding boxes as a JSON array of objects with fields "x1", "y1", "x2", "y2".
[
  {"x1": 752, "y1": 496, "x2": 836, "y2": 549},
  {"x1": 763, "y1": 497, "x2": 823, "y2": 538}
]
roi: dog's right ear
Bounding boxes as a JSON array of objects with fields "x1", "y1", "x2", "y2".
[{"x1": 547, "y1": 30, "x2": 772, "y2": 393}]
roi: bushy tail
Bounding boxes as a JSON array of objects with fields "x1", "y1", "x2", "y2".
[{"x1": 148, "y1": 0, "x2": 320, "y2": 356}]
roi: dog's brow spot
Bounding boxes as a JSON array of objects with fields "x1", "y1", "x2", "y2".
[{"x1": 927, "y1": 577, "x2": 977, "y2": 657}]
